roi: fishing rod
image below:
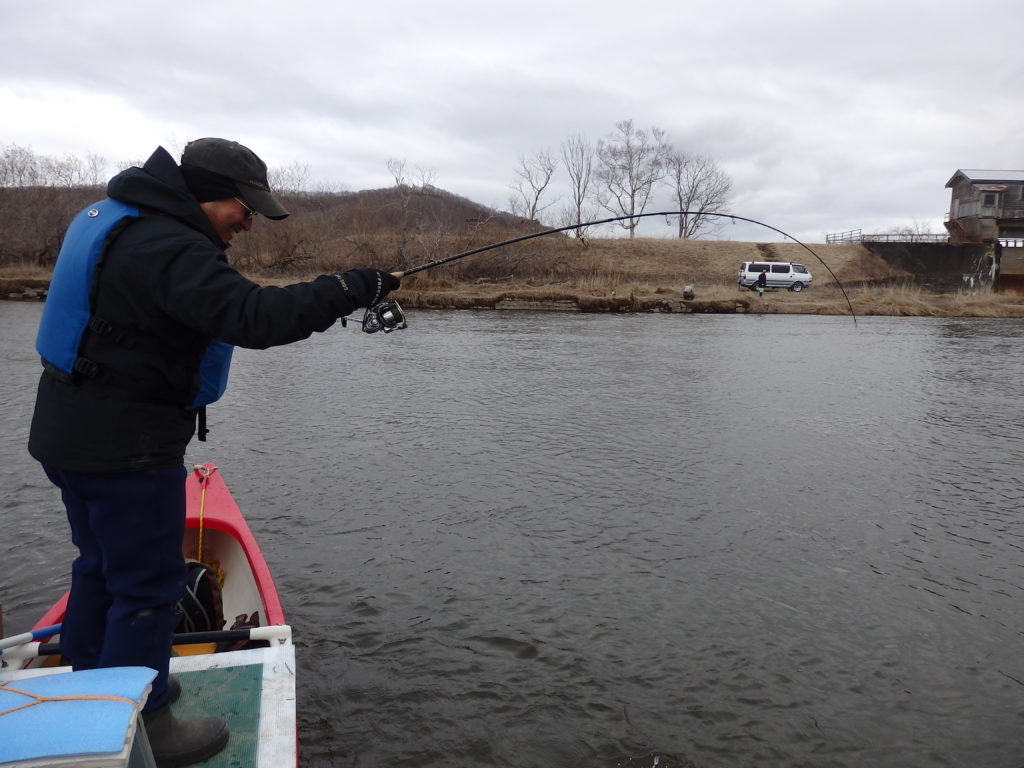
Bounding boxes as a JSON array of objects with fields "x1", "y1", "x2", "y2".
[{"x1": 359, "y1": 210, "x2": 856, "y2": 332}]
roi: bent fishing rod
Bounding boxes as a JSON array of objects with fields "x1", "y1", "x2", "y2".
[{"x1": 358, "y1": 211, "x2": 856, "y2": 333}]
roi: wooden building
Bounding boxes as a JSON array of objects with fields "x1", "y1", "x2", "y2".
[{"x1": 944, "y1": 169, "x2": 1024, "y2": 244}]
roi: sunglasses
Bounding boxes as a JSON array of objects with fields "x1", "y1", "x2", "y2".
[{"x1": 234, "y1": 198, "x2": 258, "y2": 219}]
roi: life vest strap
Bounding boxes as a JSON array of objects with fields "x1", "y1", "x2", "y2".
[
  {"x1": 197, "y1": 406, "x2": 209, "y2": 442},
  {"x1": 40, "y1": 357, "x2": 72, "y2": 384},
  {"x1": 86, "y1": 315, "x2": 138, "y2": 349},
  {"x1": 71, "y1": 357, "x2": 99, "y2": 377}
]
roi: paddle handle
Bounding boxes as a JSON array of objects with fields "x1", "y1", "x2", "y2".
[{"x1": 0, "y1": 623, "x2": 62, "y2": 653}]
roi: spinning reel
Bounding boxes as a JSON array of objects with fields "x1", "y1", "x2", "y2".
[{"x1": 361, "y1": 299, "x2": 407, "y2": 334}]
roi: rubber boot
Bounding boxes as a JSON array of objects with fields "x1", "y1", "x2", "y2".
[
  {"x1": 168, "y1": 675, "x2": 181, "y2": 704},
  {"x1": 142, "y1": 703, "x2": 229, "y2": 768}
]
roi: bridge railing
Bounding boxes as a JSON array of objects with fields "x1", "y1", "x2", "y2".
[
  {"x1": 825, "y1": 229, "x2": 861, "y2": 243},
  {"x1": 861, "y1": 233, "x2": 950, "y2": 243},
  {"x1": 825, "y1": 230, "x2": 951, "y2": 244}
]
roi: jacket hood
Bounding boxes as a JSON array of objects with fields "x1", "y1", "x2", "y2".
[{"x1": 106, "y1": 146, "x2": 226, "y2": 247}]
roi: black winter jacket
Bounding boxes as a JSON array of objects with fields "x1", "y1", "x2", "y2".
[{"x1": 29, "y1": 146, "x2": 362, "y2": 473}]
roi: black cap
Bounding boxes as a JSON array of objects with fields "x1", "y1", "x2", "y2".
[{"x1": 181, "y1": 138, "x2": 289, "y2": 220}]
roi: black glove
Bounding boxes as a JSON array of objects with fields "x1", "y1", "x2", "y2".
[{"x1": 330, "y1": 269, "x2": 401, "y2": 308}]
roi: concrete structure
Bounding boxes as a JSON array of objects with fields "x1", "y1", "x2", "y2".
[{"x1": 945, "y1": 169, "x2": 1024, "y2": 244}]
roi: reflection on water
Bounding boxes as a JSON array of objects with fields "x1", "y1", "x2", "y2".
[{"x1": 4, "y1": 303, "x2": 1024, "y2": 767}]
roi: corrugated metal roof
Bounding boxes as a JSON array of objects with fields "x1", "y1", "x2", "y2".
[{"x1": 947, "y1": 169, "x2": 1024, "y2": 186}]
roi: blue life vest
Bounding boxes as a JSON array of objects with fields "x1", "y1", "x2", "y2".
[{"x1": 36, "y1": 198, "x2": 233, "y2": 408}]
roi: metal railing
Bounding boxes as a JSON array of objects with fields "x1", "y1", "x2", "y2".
[
  {"x1": 825, "y1": 229, "x2": 950, "y2": 244},
  {"x1": 825, "y1": 229, "x2": 861, "y2": 243},
  {"x1": 861, "y1": 233, "x2": 950, "y2": 243}
]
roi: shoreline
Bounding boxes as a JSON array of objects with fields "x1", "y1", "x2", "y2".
[{"x1": 6, "y1": 275, "x2": 1024, "y2": 319}]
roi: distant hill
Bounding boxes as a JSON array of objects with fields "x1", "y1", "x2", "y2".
[
  {"x1": 298, "y1": 184, "x2": 535, "y2": 234},
  {"x1": 0, "y1": 182, "x2": 541, "y2": 270}
]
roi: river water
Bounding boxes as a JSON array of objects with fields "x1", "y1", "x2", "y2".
[{"x1": 4, "y1": 300, "x2": 1024, "y2": 768}]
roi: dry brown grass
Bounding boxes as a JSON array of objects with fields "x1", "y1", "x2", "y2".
[
  {"x1": 0, "y1": 263, "x2": 52, "y2": 280},
  {"x1": 361, "y1": 237, "x2": 926, "y2": 315},
  {"x1": 848, "y1": 284, "x2": 1024, "y2": 318},
  {"x1": 5, "y1": 236, "x2": 1024, "y2": 318},
  {"x1": 298, "y1": 236, "x2": 909, "y2": 294}
]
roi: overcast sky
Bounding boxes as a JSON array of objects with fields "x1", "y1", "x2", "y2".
[{"x1": 3, "y1": 0, "x2": 1022, "y2": 243}]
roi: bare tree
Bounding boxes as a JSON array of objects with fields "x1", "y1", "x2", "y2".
[
  {"x1": 559, "y1": 132, "x2": 597, "y2": 241},
  {"x1": 269, "y1": 161, "x2": 312, "y2": 192},
  {"x1": 83, "y1": 153, "x2": 108, "y2": 186},
  {"x1": 593, "y1": 120, "x2": 670, "y2": 238},
  {"x1": 508, "y1": 149, "x2": 558, "y2": 222},
  {"x1": 665, "y1": 151, "x2": 732, "y2": 239},
  {"x1": 366, "y1": 158, "x2": 445, "y2": 266},
  {"x1": 0, "y1": 143, "x2": 44, "y2": 187},
  {"x1": 0, "y1": 145, "x2": 106, "y2": 188},
  {"x1": 43, "y1": 153, "x2": 87, "y2": 187},
  {"x1": 889, "y1": 219, "x2": 938, "y2": 236},
  {"x1": 388, "y1": 157, "x2": 438, "y2": 190},
  {"x1": 117, "y1": 158, "x2": 148, "y2": 172},
  {"x1": 386, "y1": 157, "x2": 408, "y2": 187},
  {"x1": 414, "y1": 165, "x2": 438, "y2": 190}
]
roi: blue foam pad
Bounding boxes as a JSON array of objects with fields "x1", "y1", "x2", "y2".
[{"x1": 0, "y1": 666, "x2": 155, "y2": 763}]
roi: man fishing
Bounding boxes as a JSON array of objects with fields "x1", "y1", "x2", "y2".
[{"x1": 27, "y1": 137, "x2": 399, "y2": 767}]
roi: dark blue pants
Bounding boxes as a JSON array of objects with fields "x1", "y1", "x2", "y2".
[{"x1": 43, "y1": 464, "x2": 186, "y2": 712}]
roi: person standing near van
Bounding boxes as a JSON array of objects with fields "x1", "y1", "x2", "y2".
[{"x1": 756, "y1": 269, "x2": 767, "y2": 297}]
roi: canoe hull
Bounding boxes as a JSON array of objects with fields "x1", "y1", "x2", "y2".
[{"x1": 9, "y1": 462, "x2": 297, "y2": 767}]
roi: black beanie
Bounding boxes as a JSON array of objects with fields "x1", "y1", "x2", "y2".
[{"x1": 180, "y1": 164, "x2": 241, "y2": 203}]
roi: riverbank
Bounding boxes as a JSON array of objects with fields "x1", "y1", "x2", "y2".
[{"x1": 5, "y1": 236, "x2": 1024, "y2": 318}]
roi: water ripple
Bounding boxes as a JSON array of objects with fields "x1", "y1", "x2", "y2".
[{"x1": 6, "y1": 306, "x2": 1024, "y2": 766}]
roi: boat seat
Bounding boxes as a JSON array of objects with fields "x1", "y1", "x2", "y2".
[{"x1": 0, "y1": 666, "x2": 157, "y2": 767}]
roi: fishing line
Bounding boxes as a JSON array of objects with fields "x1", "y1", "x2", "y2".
[{"x1": 364, "y1": 211, "x2": 857, "y2": 331}]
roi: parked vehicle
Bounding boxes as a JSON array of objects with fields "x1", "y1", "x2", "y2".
[{"x1": 738, "y1": 261, "x2": 812, "y2": 292}]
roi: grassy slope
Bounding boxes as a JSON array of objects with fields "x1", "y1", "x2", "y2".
[
  {"x1": 343, "y1": 238, "x2": 1024, "y2": 318},
  {"x1": 4, "y1": 237, "x2": 1024, "y2": 317}
]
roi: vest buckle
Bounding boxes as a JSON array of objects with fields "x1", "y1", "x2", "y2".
[
  {"x1": 87, "y1": 316, "x2": 113, "y2": 336},
  {"x1": 72, "y1": 357, "x2": 99, "y2": 377}
]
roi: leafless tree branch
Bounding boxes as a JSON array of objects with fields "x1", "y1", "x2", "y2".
[
  {"x1": 665, "y1": 151, "x2": 733, "y2": 239},
  {"x1": 593, "y1": 120, "x2": 671, "y2": 238}
]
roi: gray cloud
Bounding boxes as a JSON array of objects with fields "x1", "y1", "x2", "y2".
[{"x1": 2, "y1": 0, "x2": 1022, "y2": 242}]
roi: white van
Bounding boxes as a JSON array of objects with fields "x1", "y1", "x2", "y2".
[{"x1": 738, "y1": 261, "x2": 813, "y2": 292}]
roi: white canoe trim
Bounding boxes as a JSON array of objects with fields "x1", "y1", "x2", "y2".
[
  {"x1": 1, "y1": 637, "x2": 297, "y2": 768},
  {"x1": 169, "y1": 640, "x2": 297, "y2": 768}
]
